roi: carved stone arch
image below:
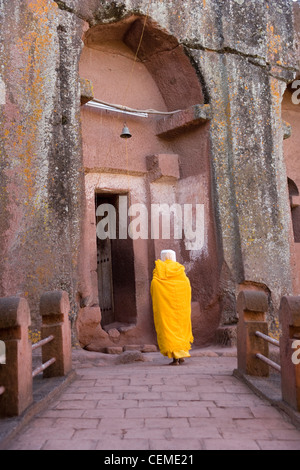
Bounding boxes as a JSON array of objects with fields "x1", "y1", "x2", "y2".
[
  {"x1": 82, "y1": 14, "x2": 207, "y2": 110},
  {"x1": 77, "y1": 11, "x2": 221, "y2": 350}
]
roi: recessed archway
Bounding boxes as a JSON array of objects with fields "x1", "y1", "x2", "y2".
[{"x1": 77, "y1": 15, "x2": 221, "y2": 350}]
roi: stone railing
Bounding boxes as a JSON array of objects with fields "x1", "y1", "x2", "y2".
[
  {"x1": 236, "y1": 290, "x2": 300, "y2": 412},
  {"x1": 0, "y1": 291, "x2": 72, "y2": 418}
]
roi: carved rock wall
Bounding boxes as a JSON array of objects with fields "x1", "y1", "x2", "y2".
[{"x1": 0, "y1": 0, "x2": 298, "y2": 342}]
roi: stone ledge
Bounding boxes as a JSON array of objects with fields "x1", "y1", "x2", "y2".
[
  {"x1": 105, "y1": 344, "x2": 158, "y2": 355},
  {"x1": 233, "y1": 368, "x2": 300, "y2": 431},
  {"x1": 156, "y1": 104, "x2": 211, "y2": 138},
  {"x1": 0, "y1": 370, "x2": 77, "y2": 450},
  {"x1": 146, "y1": 154, "x2": 180, "y2": 182},
  {"x1": 103, "y1": 322, "x2": 136, "y2": 333}
]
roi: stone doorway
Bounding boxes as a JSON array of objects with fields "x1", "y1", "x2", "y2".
[{"x1": 95, "y1": 192, "x2": 137, "y2": 330}]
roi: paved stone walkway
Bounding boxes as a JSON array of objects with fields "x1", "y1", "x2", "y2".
[{"x1": 4, "y1": 348, "x2": 300, "y2": 451}]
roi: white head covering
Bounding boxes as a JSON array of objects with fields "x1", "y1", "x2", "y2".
[{"x1": 160, "y1": 250, "x2": 176, "y2": 262}]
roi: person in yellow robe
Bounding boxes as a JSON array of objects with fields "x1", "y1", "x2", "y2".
[{"x1": 150, "y1": 250, "x2": 194, "y2": 365}]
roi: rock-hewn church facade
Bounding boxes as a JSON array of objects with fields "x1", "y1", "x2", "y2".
[{"x1": 0, "y1": 0, "x2": 299, "y2": 352}]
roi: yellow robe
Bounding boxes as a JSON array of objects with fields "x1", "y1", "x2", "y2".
[{"x1": 150, "y1": 259, "x2": 194, "y2": 359}]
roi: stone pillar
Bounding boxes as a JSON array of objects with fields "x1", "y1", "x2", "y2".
[
  {"x1": 40, "y1": 291, "x2": 72, "y2": 378},
  {"x1": 0, "y1": 297, "x2": 32, "y2": 417},
  {"x1": 188, "y1": 0, "x2": 297, "y2": 329},
  {"x1": 237, "y1": 290, "x2": 269, "y2": 377},
  {"x1": 280, "y1": 296, "x2": 300, "y2": 412}
]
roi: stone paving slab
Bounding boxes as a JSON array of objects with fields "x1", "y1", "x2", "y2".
[{"x1": 3, "y1": 348, "x2": 300, "y2": 451}]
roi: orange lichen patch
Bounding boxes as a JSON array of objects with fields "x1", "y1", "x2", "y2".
[
  {"x1": 27, "y1": 0, "x2": 58, "y2": 17},
  {"x1": 0, "y1": 0, "x2": 60, "y2": 309},
  {"x1": 266, "y1": 23, "x2": 283, "y2": 66},
  {"x1": 270, "y1": 77, "x2": 282, "y2": 120},
  {"x1": 7, "y1": 0, "x2": 58, "y2": 214},
  {"x1": 28, "y1": 328, "x2": 41, "y2": 344}
]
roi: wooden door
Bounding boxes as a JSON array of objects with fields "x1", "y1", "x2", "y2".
[{"x1": 97, "y1": 237, "x2": 114, "y2": 326}]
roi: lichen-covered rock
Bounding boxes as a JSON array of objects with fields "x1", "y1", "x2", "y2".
[
  {"x1": 0, "y1": 0, "x2": 299, "y2": 345},
  {"x1": 0, "y1": 0, "x2": 85, "y2": 328}
]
